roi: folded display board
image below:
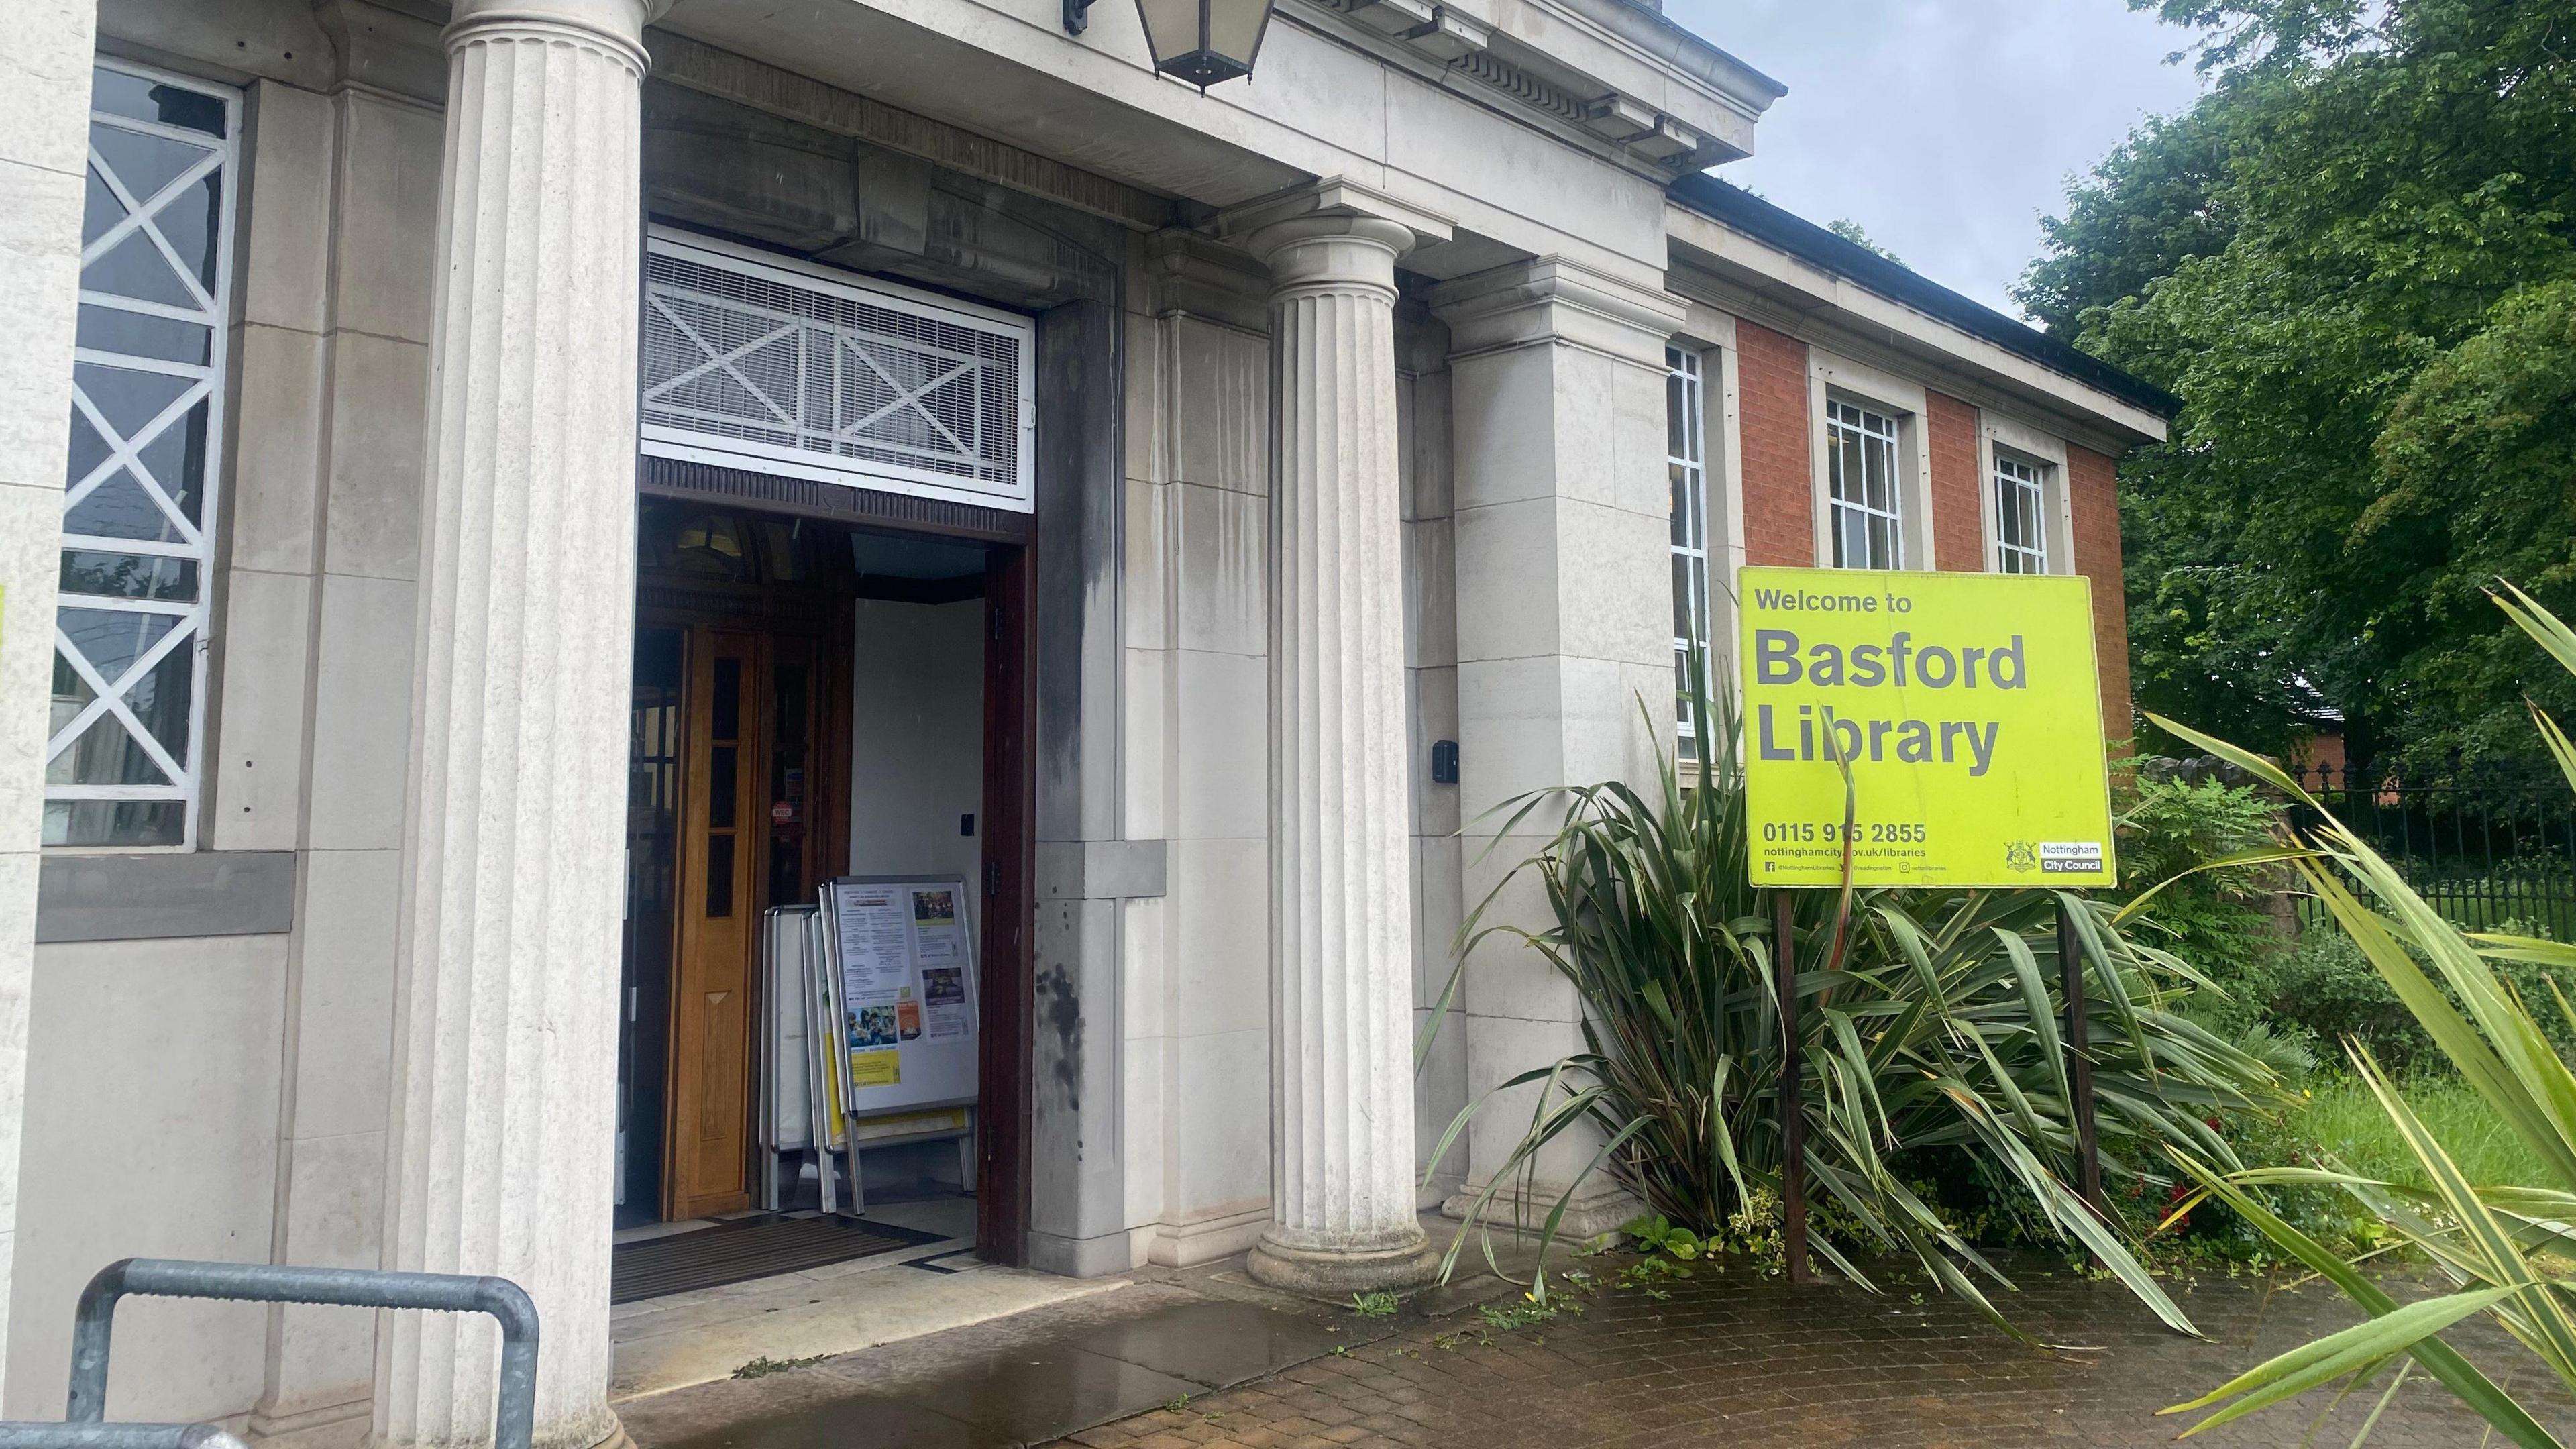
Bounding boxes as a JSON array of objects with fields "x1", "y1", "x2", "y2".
[
  {"x1": 760, "y1": 906, "x2": 854, "y2": 1213},
  {"x1": 818, "y1": 875, "x2": 981, "y2": 1121}
]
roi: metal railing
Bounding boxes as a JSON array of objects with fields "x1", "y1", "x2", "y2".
[
  {"x1": 0, "y1": 1260, "x2": 538, "y2": 1449},
  {"x1": 2288, "y1": 763, "x2": 2576, "y2": 938}
]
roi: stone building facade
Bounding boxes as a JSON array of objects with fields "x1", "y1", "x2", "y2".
[{"x1": 0, "y1": 0, "x2": 2172, "y2": 1442}]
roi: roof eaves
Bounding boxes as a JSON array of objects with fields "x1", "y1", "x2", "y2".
[{"x1": 1667, "y1": 173, "x2": 2182, "y2": 421}]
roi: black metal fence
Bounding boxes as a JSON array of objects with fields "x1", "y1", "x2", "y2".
[{"x1": 2288, "y1": 763, "x2": 2576, "y2": 941}]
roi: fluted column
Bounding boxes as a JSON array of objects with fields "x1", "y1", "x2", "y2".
[
  {"x1": 376, "y1": 3, "x2": 655, "y2": 1446},
  {"x1": 1242, "y1": 206, "x2": 1443, "y2": 1295}
]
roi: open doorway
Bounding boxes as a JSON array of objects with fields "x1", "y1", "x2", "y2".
[{"x1": 612, "y1": 498, "x2": 1031, "y2": 1299}]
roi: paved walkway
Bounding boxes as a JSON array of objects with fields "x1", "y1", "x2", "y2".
[{"x1": 623, "y1": 1240, "x2": 2576, "y2": 1448}]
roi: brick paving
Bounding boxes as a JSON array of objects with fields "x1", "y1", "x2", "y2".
[{"x1": 1045, "y1": 1251, "x2": 2576, "y2": 1449}]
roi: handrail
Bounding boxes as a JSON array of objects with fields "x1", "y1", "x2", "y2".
[
  {"x1": 0, "y1": 1426, "x2": 250, "y2": 1449},
  {"x1": 58, "y1": 1260, "x2": 538, "y2": 1449}
]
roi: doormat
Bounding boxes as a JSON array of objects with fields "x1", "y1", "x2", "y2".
[{"x1": 611, "y1": 1214, "x2": 951, "y2": 1303}]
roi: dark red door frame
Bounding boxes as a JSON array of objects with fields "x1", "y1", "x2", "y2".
[{"x1": 977, "y1": 540, "x2": 1036, "y2": 1265}]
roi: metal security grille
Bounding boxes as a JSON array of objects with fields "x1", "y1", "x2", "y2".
[
  {"x1": 2289, "y1": 764, "x2": 2576, "y2": 943},
  {"x1": 49, "y1": 60, "x2": 239, "y2": 849},
  {"x1": 1992, "y1": 453, "x2": 2049, "y2": 574},
  {"x1": 640, "y1": 233, "x2": 1036, "y2": 513},
  {"x1": 1827, "y1": 398, "x2": 1903, "y2": 569}
]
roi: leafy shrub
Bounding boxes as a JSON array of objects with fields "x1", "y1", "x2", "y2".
[
  {"x1": 2117, "y1": 769, "x2": 2289, "y2": 1034},
  {"x1": 1424, "y1": 692, "x2": 2286, "y2": 1337},
  {"x1": 2272, "y1": 930, "x2": 2432, "y2": 1072},
  {"x1": 2167, "y1": 582, "x2": 2576, "y2": 1441},
  {"x1": 2272, "y1": 922, "x2": 2575, "y2": 1075}
]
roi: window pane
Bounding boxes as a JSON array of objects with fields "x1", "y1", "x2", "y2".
[
  {"x1": 78, "y1": 305, "x2": 212, "y2": 366},
  {"x1": 708, "y1": 744, "x2": 738, "y2": 828},
  {"x1": 1672, "y1": 553, "x2": 1695, "y2": 641},
  {"x1": 58, "y1": 606, "x2": 180, "y2": 683},
  {"x1": 47, "y1": 712, "x2": 172, "y2": 788},
  {"x1": 90, "y1": 71, "x2": 227, "y2": 135},
  {"x1": 120, "y1": 630, "x2": 197, "y2": 761},
  {"x1": 44, "y1": 799, "x2": 185, "y2": 849},
  {"x1": 81, "y1": 228, "x2": 199, "y2": 310},
  {"x1": 65, "y1": 473, "x2": 178, "y2": 543},
  {"x1": 60, "y1": 551, "x2": 197, "y2": 601},
  {"x1": 704, "y1": 833, "x2": 735, "y2": 918},
  {"x1": 711, "y1": 656, "x2": 742, "y2": 740},
  {"x1": 91, "y1": 125, "x2": 215, "y2": 215},
  {"x1": 74, "y1": 364, "x2": 196, "y2": 453}
]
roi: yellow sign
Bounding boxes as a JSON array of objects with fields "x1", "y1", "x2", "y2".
[
  {"x1": 1738, "y1": 566, "x2": 2116, "y2": 888},
  {"x1": 850, "y1": 1049, "x2": 902, "y2": 1087}
]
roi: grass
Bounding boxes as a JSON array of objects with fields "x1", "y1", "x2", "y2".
[{"x1": 2296, "y1": 1072, "x2": 2547, "y2": 1190}]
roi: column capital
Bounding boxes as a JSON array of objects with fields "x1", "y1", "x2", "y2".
[
  {"x1": 1429, "y1": 256, "x2": 1687, "y2": 365},
  {"x1": 446, "y1": 0, "x2": 669, "y2": 69},
  {"x1": 1218, "y1": 176, "x2": 1452, "y2": 276}
]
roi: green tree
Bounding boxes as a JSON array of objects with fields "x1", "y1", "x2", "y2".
[
  {"x1": 2017, "y1": 0, "x2": 2576, "y2": 768},
  {"x1": 1826, "y1": 218, "x2": 1904, "y2": 266}
]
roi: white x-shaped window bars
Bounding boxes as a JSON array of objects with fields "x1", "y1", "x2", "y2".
[
  {"x1": 637, "y1": 234, "x2": 1036, "y2": 513},
  {"x1": 46, "y1": 60, "x2": 238, "y2": 848}
]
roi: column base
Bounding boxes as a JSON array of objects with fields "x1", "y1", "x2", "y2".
[
  {"x1": 1440, "y1": 1179, "x2": 1642, "y2": 1244},
  {"x1": 1246, "y1": 1232, "x2": 1443, "y2": 1298}
]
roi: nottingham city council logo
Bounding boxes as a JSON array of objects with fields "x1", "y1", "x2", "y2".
[{"x1": 2004, "y1": 840, "x2": 2038, "y2": 874}]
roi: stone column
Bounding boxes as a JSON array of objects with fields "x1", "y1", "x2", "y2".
[
  {"x1": 375, "y1": 2, "x2": 655, "y2": 1446},
  {"x1": 1236, "y1": 183, "x2": 1450, "y2": 1295},
  {"x1": 0, "y1": 0, "x2": 101, "y2": 1393},
  {"x1": 1430, "y1": 258, "x2": 1686, "y2": 1239}
]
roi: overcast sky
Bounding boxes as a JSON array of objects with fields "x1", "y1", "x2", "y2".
[{"x1": 1669, "y1": 0, "x2": 2210, "y2": 319}]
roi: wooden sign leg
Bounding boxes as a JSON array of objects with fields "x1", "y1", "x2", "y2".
[
  {"x1": 1775, "y1": 892, "x2": 1810, "y2": 1284},
  {"x1": 2058, "y1": 896, "x2": 2104, "y2": 1216}
]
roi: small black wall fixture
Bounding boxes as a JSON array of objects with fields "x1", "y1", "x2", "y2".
[
  {"x1": 1430, "y1": 739, "x2": 1459, "y2": 785},
  {"x1": 1065, "y1": 0, "x2": 1279, "y2": 87}
]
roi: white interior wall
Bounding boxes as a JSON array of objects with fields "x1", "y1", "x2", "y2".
[{"x1": 846, "y1": 598, "x2": 986, "y2": 943}]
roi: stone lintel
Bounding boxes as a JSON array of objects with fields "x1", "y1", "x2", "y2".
[{"x1": 1429, "y1": 256, "x2": 1686, "y2": 363}]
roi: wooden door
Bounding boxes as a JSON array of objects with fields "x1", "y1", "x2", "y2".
[{"x1": 667, "y1": 628, "x2": 763, "y2": 1219}]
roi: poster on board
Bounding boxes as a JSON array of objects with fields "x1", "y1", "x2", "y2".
[{"x1": 818, "y1": 875, "x2": 980, "y2": 1119}]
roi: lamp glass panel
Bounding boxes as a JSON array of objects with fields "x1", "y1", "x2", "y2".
[
  {"x1": 1205, "y1": 0, "x2": 1271, "y2": 67},
  {"x1": 1136, "y1": 0, "x2": 1201, "y2": 64}
]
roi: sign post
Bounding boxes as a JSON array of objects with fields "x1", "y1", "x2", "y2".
[
  {"x1": 1772, "y1": 892, "x2": 1809, "y2": 1283},
  {"x1": 1738, "y1": 566, "x2": 2119, "y2": 1280},
  {"x1": 2059, "y1": 902, "x2": 2105, "y2": 1213}
]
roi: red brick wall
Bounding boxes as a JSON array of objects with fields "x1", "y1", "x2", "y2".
[
  {"x1": 1926, "y1": 391, "x2": 1984, "y2": 572},
  {"x1": 2068, "y1": 443, "x2": 2133, "y2": 744},
  {"x1": 1735, "y1": 321, "x2": 1812, "y2": 566}
]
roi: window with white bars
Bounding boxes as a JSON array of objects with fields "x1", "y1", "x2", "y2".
[
  {"x1": 46, "y1": 60, "x2": 238, "y2": 849},
  {"x1": 1992, "y1": 453, "x2": 2051, "y2": 574},
  {"x1": 1668, "y1": 346, "x2": 1712, "y2": 741},
  {"x1": 1827, "y1": 398, "x2": 1904, "y2": 570},
  {"x1": 639, "y1": 231, "x2": 1037, "y2": 513}
]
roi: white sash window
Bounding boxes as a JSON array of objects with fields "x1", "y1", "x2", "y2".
[
  {"x1": 1668, "y1": 345, "x2": 1712, "y2": 740},
  {"x1": 1826, "y1": 398, "x2": 1904, "y2": 570},
  {"x1": 1992, "y1": 453, "x2": 2051, "y2": 574}
]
